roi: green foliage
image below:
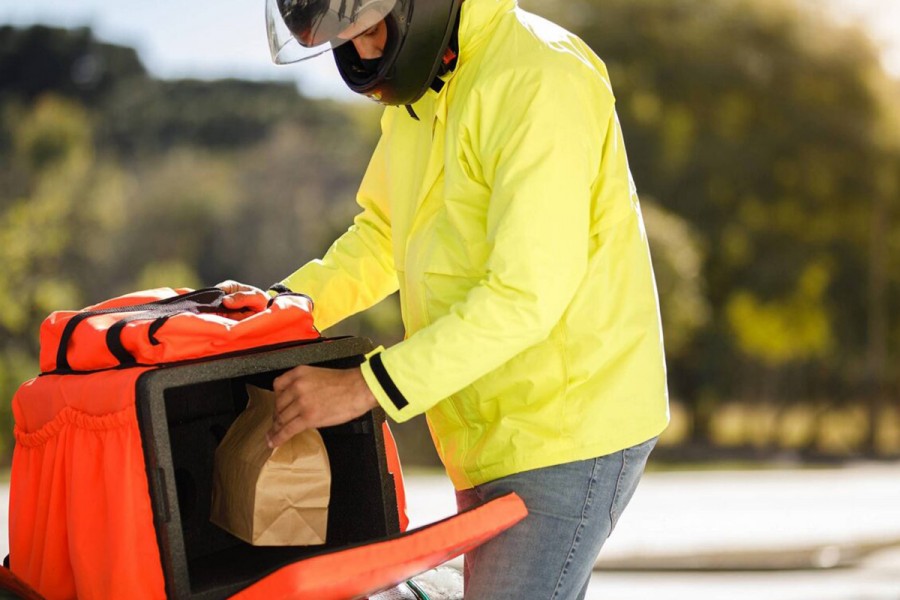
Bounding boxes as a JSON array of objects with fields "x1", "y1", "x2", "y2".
[
  {"x1": 0, "y1": 96, "x2": 96, "y2": 335},
  {"x1": 98, "y1": 78, "x2": 336, "y2": 154},
  {"x1": 13, "y1": 95, "x2": 93, "y2": 171},
  {"x1": 0, "y1": 348, "x2": 37, "y2": 463},
  {"x1": 534, "y1": 0, "x2": 900, "y2": 425},
  {"x1": 726, "y1": 262, "x2": 833, "y2": 364},
  {"x1": 0, "y1": 25, "x2": 145, "y2": 105},
  {"x1": 641, "y1": 201, "x2": 709, "y2": 357},
  {"x1": 0, "y1": 94, "x2": 123, "y2": 463},
  {"x1": 135, "y1": 261, "x2": 203, "y2": 292}
]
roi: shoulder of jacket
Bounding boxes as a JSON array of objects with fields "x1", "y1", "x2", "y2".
[
  {"x1": 472, "y1": 12, "x2": 611, "y2": 94},
  {"x1": 465, "y1": 61, "x2": 613, "y2": 113}
]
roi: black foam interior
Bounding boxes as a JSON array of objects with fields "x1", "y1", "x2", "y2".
[{"x1": 154, "y1": 353, "x2": 394, "y2": 598}]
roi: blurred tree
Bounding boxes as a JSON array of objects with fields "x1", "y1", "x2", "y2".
[
  {"x1": 98, "y1": 147, "x2": 241, "y2": 299},
  {"x1": 0, "y1": 25, "x2": 146, "y2": 105},
  {"x1": 98, "y1": 78, "x2": 351, "y2": 155},
  {"x1": 3, "y1": 6, "x2": 899, "y2": 463},
  {"x1": 211, "y1": 112, "x2": 380, "y2": 280},
  {"x1": 640, "y1": 201, "x2": 709, "y2": 358},
  {"x1": 0, "y1": 26, "x2": 384, "y2": 437},
  {"x1": 0, "y1": 94, "x2": 127, "y2": 461}
]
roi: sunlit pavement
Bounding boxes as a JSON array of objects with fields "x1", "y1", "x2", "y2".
[
  {"x1": 404, "y1": 462, "x2": 900, "y2": 599},
  {"x1": 2, "y1": 463, "x2": 899, "y2": 598},
  {"x1": 586, "y1": 551, "x2": 900, "y2": 600}
]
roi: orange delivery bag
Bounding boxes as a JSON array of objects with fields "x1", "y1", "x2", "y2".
[{"x1": 6, "y1": 287, "x2": 527, "y2": 600}]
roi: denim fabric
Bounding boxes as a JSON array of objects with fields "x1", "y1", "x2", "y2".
[{"x1": 455, "y1": 437, "x2": 658, "y2": 600}]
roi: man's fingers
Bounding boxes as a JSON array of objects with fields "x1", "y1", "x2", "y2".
[
  {"x1": 215, "y1": 279, "x2": 246, "y2": 294},
  {"x1": 271, "y1": 366, "x2": 313, "y2": 427},
  {"x1": 273, "y1": 366, "x2": 310, "y2": 396},
  {"x1": 215, "y1": 280, "x2": 268, "y2": 311},
  {"x1": 222, "y1": 290, "x2": 268, "y2": 311},
  {"x1": 265, "y1": 366, "x2": 376, "y2": 448},
  {"x1": 272, "y1": 389, "x2": 306, "y2": 429},
  {"x1": 267, "y1": 413, "x2": 307, "y2": 448}
]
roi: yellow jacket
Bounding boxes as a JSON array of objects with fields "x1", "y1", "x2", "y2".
[{"x1": 281, "y1": 0, "x2": 669, "y2": 489}]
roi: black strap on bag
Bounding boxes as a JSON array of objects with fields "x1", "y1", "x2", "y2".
[{"x1": 55, "y1": 288, "x2": 235, "y2": 371}]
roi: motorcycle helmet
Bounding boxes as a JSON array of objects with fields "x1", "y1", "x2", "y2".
[{"x1": 267, "y1": 0, "x2": 462, "y2": 105}]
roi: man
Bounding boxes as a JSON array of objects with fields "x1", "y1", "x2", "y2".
[{"x1": 222, "y1": 0, "x2": 669, "y2": 596}]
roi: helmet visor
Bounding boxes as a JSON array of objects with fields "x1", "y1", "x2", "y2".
[{"x1": 266, "y1": 0, "x2": 397, "y2": 64}]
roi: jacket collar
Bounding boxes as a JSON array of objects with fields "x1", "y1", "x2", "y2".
[
  {"x1": 415, "y1": 0, "x2": 515, "y2": 112},
  {"x1": 458, "y1": 0, "x2": 516, "y2": 66},
  {"x1": 426, "y1": 0, "x2": 515, "y2": 95}
]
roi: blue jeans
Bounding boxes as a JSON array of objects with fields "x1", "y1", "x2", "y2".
[{"x1": 455, "y1": 437, "x2": 657, "y2": 600}]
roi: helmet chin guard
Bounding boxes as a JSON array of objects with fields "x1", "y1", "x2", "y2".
[
  {"x1": 334, "y1": 0, "x2": 462, "y2": 106},
  {"x1": 268, "y1": 0, "x2": 463, "y2": 106}
]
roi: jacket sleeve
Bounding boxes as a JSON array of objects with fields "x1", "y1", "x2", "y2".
[
  {"x1": 361, "y1": 66, "x2": 613, "y2": 422},
  {"x1": 279, "y1": 122, "x2": 398, "y2": 331}
]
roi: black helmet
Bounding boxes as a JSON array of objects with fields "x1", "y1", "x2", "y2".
[{"x1": 267, "y1": 0, "x2": 462, "y2": 106}]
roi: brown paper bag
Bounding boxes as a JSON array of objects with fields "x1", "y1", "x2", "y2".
[{"x1": 210, "y1": 384, "x2": 330, "y2": 546}]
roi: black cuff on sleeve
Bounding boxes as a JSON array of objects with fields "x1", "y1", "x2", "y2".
[
  {"x1": 266, "y1": 284, "x2": 314, "y2": 310},
  {"x1": 369, "y1": 353, "x2": 409, "y2": 410},
  {"x1": 268, "y1": 283, "x2": 293, "y2": 294}
]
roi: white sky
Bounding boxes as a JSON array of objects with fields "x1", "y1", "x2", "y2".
[{"x1": 1, "y1": 0, "x2": 898, "y2": 102}]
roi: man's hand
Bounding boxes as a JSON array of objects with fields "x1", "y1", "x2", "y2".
[
  {"x1": 215, "y1": 279, "x2": 269, "y2": 311},
  {"x1": 267, "y1": 366, "x2": 378, "y2": 448}
]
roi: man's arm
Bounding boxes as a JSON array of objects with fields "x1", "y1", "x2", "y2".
[
  {"x1": 266, "y1": 66, "x2": 617, "y2": 446},
  {"x1": 279, "y1": 123, "x2": 398, "y2": 331}
]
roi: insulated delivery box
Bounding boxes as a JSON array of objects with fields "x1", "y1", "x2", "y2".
[{"x1": 5, "y1": 288, "x2": 527, "y2": 600}]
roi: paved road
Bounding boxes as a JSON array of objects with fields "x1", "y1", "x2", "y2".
[
  {"x1": 587, "y1": 551, "x2": 900, "y2": 600},
  {"x1": 404, "y1": 463, "x2": 900, "y2": 600}
]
